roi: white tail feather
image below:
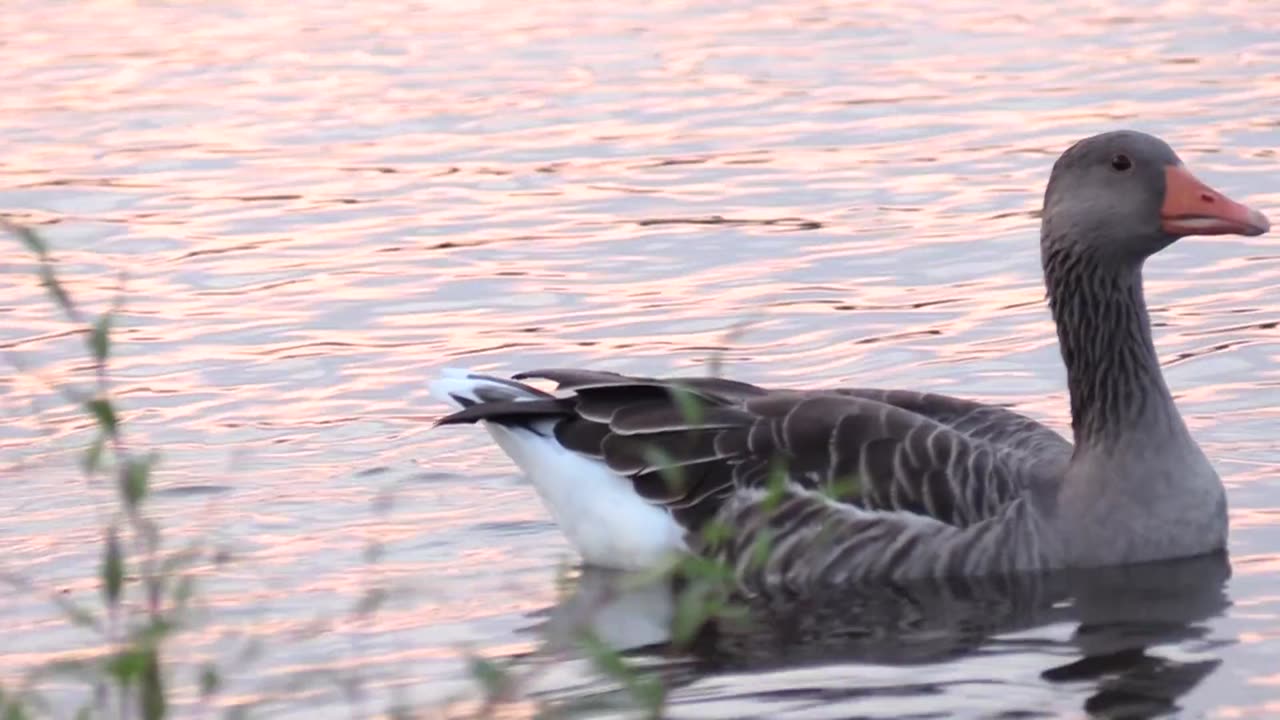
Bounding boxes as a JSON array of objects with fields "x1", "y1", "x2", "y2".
[
  {"x1": 428, "y1": 367, "x2": 545, "y2": 409},
  {"x1": 430, "y1": 368, "x2": 687, "y2": 569}
]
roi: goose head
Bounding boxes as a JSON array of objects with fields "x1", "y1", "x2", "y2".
[{"x1": 1041, "y1": 130, "x2": 1270, "y2": 263}]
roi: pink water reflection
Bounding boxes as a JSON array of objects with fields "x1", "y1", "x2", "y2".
[{"x1": 1, "y1": 0, "x2": 1279, "y2": 715}]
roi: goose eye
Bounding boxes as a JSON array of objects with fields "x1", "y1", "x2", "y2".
[{"x1": 1111, "y1": 154, "x2": 1133, "y2": 172}]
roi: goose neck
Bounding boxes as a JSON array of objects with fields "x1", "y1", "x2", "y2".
[{"x1": 1042, "y1": 244, "x2": 1183, "y2": 451}]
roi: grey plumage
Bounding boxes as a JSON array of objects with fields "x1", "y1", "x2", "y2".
[
  {"x1": 441, "y1": 367, "x2": 1064, "y2": 590},
  {"x1": 433, "y1": 130, "x2": 1270, "y2": 592}
]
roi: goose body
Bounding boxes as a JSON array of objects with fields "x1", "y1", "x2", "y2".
[{"x1": 431, "y1": 131, "x2": 1269, "y2": 591}]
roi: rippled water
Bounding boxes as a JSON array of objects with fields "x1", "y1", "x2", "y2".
[{"x1": 2, "y1": 0, "x2": 1279, "y2": 717}]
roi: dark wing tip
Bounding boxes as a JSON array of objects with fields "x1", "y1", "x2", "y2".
[{"x1": 435, "y1": 398, "x2": 569, "y2": 427}]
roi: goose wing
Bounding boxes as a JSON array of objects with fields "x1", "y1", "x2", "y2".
[
  {"x1": 830, "y1": 388, "x2": 1071, "y2": 465},
  {"x1": 464, "y1": 369, "x2": 1057, "y2": 533}
]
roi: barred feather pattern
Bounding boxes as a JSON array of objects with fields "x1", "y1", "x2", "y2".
[
  {"x1": 703, "y1": 486, "x2": 1051, "y2": 597},
  {"x1": 439, "y1": 367, "x2": 1070, "y2": 589},
  {"x1": 523, "y1": 371, "x2": 1065, "y2": 521},
  {"x1": 1042, "y1": 242, "x2": 1174, "y2": 448}
]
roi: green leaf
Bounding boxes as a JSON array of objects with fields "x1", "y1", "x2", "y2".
[
  {"x1": 641, "y1": 446, "x2": 684, "y2": 495},
  {"x1": 668, "y1": 386, "x2": 704, "y2": 426},
  {"x1": 171, "y1": 575, "x2": 196, "y2": 610},
  {"x1": 85, "y1": 399, "x2": 118, "y2": 436},
  {"x1": 105, "y1": 647, "x2": 166, "y2": 718},
  {"x1": 7, "y1": 221, "x2": 47, "y2": 258},
  {"x1": 199, "y1": 664, "x2": 220, "y2": 698},
  {"x1": 38, "y1": 264, "x2": 75, "y2": 318},
  {"x1": 3, "y1": 701, "x2": 29, "y2": 720},
  {"x1": 159, "y1": 543, "x2": 204, "y2": 575},
  {"x1": 825, "y1": 473, "x2": 862, "y2": 500},
  {"x1": 120, "y1": 455, "x2": 155, "y2": 510},
  {"x1": 89, "y1": 313, "x2": 112, "y2": 363},
  {"x1": 386, "y1": 704, "x2": 414, "y2": 720},
  {"x1": 466, "y1": 656, "x2": 512, "y2": 701},
  {"x1": 52, "y1": 596, "x2": 101, "y2": 632},
  {"x1": 698, "y1": 519, "x2": 732, "y2": 547},
  {"x1": 213, "y1": 546, "x2": 233, "y2": 566},
  {"x1": 578, "y1": 631, "x2": 666, "y2": 716},
  {"x1": 668, "y1": 551, "x2": 739, "y2": 648},
  {"x1": 136, "y1": 517, "x2": 160, "y2": 549},
  {"x1": 578, "y1": 630, "x2": 631, "y2": 681},
  {"x1": 140, "y1": 649, "x2": 165, "y2": 720},
  {"x1": 101, "y1": 527, "x2": 124, "y2": 607},
  {"x1": 106, "y1": 648, "x2": 147, "y2": 684},
  {"x1": 636, "y1": 679, "x2": 667, "y2": 720},
  {"x1": 677, "y1": 553, "x2": 733, "y2": 584},
  {"x1": 371, "y1": 487, "x2": 396, "y2": 515},
  {"x1": 671, "y1": 583, "x2": 713, "y2": 646},
  {"x1": 82, "y1": 433, "x2": 106, "y2": 477},
  {"x1": 353, "y1": 588, "x2": 387, "y2": 616},
  {"x1": 762, "y1": 456, "x2": 790, "y2": 512},
  {"x1": 747, "y1": 529, "x2": 775, "y2": 572},
  {"x1": 551, "y1": 558, "x2": 577, "y2": 603}
]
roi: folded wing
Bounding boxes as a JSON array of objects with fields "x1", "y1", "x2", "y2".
[{"x1": 500, "y1": 369, "x2": 1067, "y2": 532}]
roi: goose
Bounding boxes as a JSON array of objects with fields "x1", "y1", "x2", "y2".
[{"x1": 429, "y1": 131, "x2": 1269, "y2": 591}]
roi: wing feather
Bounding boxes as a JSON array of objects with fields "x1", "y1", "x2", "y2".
[{"x1": 439, "y1": 370, "x2": 1071, "y2": 563}]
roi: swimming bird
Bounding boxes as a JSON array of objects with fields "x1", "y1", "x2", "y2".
[{"x1": 429, "y1": 131, "x2": 1269, "y2": 592}]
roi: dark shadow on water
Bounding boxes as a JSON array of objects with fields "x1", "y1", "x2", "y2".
[{"x1": 528, "y1": 552, "x2": 1231, "y2": 718}]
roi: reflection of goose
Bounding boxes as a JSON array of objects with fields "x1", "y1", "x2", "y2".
[
  {"x1": 531, "y1": 553, "x2": 1231, "y2": 718},
  {"x1": 696, "y1": 551, "x2": 1231, "y2": 668},
  {"x1": 533, "y1": 567, "x2": 675, "y2": 653},
  {"x1": 431, "y1": 131, "x2": 1269, "y2": 589}
]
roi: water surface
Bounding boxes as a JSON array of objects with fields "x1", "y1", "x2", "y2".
[{"x1": 2, "y1": 0, "x2": 1280, "y2": 717}]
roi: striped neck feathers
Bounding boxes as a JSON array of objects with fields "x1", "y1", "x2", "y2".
[{"x1": 1041, "y1": 241, "x2": 1183, "y2": 451}]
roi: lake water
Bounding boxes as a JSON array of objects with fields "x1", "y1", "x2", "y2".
[{"x1": 2, "y1": 0, "x2": 1280, "y2": 717}]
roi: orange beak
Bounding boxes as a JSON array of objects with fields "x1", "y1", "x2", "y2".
[{"x1": 1161, "y1": 164, "x2": 1270, "y2": 237}]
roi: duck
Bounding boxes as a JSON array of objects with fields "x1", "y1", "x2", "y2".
[{"x1": 429, "y1": 130, "x2": 1269, "y2": 592}]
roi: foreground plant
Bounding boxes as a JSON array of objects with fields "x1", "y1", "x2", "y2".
[
  {"x1": 4, "y1": 221, "x2": 219, "y2": 719},
  {"x1": 3, "y1": 222, "x2": 778, "y2": 720}
]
